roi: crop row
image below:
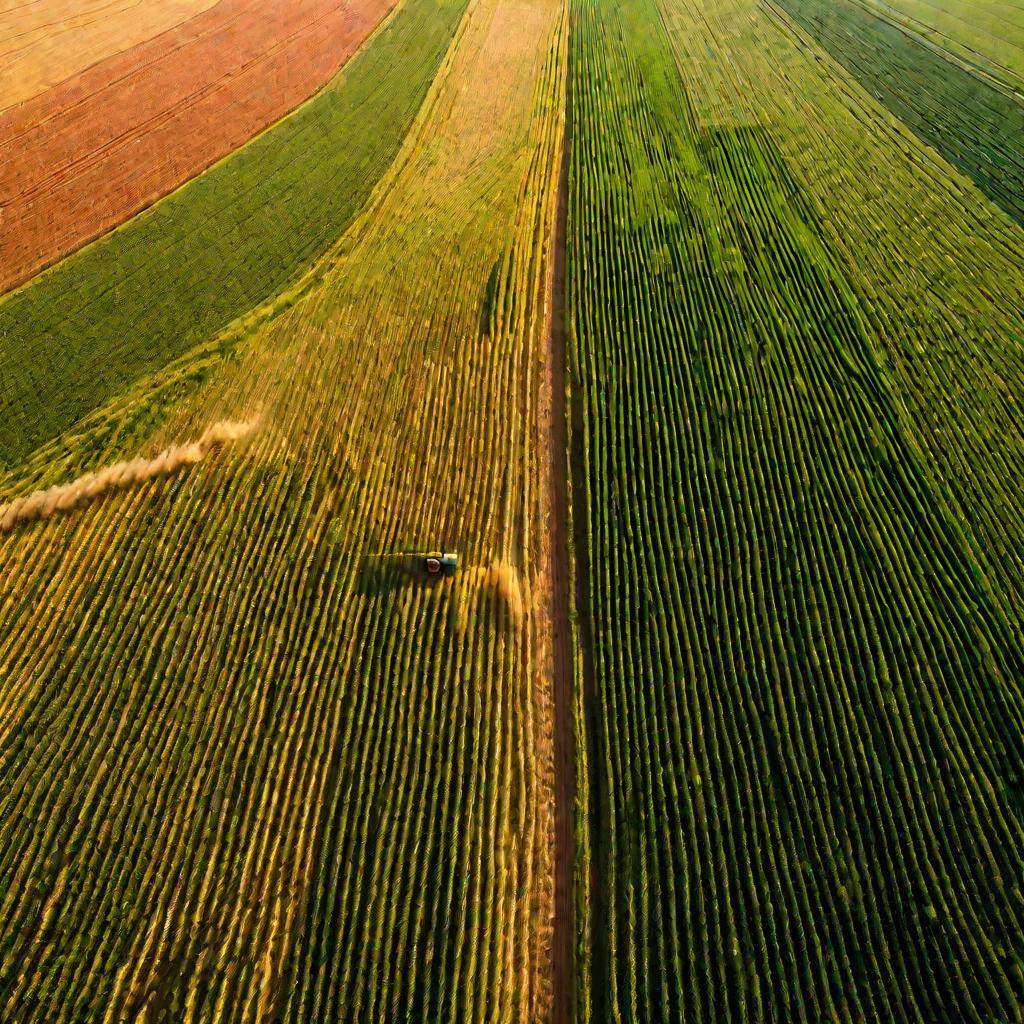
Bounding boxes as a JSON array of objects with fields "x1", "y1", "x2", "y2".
[
  {"x1": 567, "y1": 0, "x2": 1024, "y2": 1019},
  {"x1": 857, "y1": 0, "x2": 1024, "y2": 90},
  {"x1": 0, "y1": 0, "x2": 565, "y2": 1019},
  {"x1": 671, "y1": 0, "x2": 1024, "y2": 696}
]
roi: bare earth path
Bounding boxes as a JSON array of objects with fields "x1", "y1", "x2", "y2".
[{"x1": 546, "y1": 75, "x2": 573, "y2": 1024}]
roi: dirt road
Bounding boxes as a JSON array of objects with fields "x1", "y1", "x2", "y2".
[{"x1": 547, "y1": 77, "x2": 574, "y2": 1024}]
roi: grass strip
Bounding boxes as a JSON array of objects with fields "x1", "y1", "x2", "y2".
[{"x1": 776, "y1": 0, "x2": 1024, "y2": 226}]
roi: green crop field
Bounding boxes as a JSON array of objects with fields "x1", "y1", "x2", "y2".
[
  {"x1": 567, "y1": 0, "x2": 1024, "y2": 1019},
  {"x1": 863, "y1": 0, "x2": 1024, "y2": 86},
  {"x1": 779, "y1": 0, "x2": 1024, "y2": 226},
  {"x1": 2, "y1": 0, "x2": 1024, "y2": 1020}
]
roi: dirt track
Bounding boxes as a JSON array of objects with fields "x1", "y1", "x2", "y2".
[
  {"x1": 546, "y1": 75, "x2": 574, "y2": 1024},
  {"x1": 0, "y1": 0, "x2": 394, "y2": 296}
]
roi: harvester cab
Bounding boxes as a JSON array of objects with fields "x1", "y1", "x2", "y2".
[{"x1": 425, "y1": 552, "x2": 458, "y2": 577}]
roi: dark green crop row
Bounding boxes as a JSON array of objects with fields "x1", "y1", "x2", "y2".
[
  {"x1": 567, "y1": 0, "x2": 1024, "y2": 1020},
  {"x1": 0, "y1": 0, "x2": 470, "y2": 471}
]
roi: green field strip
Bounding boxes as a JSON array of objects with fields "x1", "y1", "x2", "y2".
[
  {"x1": 774, "y1": 0, "x2": 1024, "y2": 227},
  {"x1": 568, "y1": 0, "x2": 1024, "y2": 1019},
  {"x1": 0, "y1": 0, "x2": 470, "y2": 471},
  {"x1": 655, "y1": 0, "x2": 1024, "y2": 663}
]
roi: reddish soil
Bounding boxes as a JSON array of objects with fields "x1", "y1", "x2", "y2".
[
  {"x1": 0, "y1": 0, "x2": 395, "y2": 296},
  {"x1": 0, "y1": 0, "x2": 218, "y2": 114}
]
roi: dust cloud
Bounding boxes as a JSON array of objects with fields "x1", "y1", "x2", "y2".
[{"x1": 0, "y1": 419, "x2": 257, "y2": 533}]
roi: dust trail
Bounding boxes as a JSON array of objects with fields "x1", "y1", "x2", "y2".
[
  {"x1": 0, "y1": 419, "x2": 257, "y2": 533},
  {"x1": 454, "y1": 560, "x2": 526, "y2": 634}
]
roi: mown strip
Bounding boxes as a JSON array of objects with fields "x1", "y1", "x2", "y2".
[
  {"x1": 774, "y1": 0, "x2": 1024, "y2": 226},
  {"x1": 0, "y1": 0, "x2": 470, "y2": 470},
  {"x1": 0, "y1": 0, "x2": 218, "y2": 113}
]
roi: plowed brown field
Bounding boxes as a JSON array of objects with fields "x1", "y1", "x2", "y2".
[{"x1": 0, "y1": 0, "x2": 394, "y2": 296}]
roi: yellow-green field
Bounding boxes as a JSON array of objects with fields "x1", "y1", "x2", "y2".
[{"x1": 0, "y1": 0, "x2": 565, "y2": 1017}]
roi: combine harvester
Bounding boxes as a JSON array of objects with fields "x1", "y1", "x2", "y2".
[
  {"x1": 356, "y1": 548, "x2": 522, "y2": 631},
  {"x1": 424, "y1": 551, "x2": 458, "y2": 577},
  {"x1": 357, "y1": 548, "x2": 459, "y2": 593}
]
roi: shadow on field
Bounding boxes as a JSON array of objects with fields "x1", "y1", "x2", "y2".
[
  {"x1": 356, "y1": 553, "x2": 525, "y2": 634},
  {"x1": 355, "y1": 552, "x2": 429, "y2": 595}
]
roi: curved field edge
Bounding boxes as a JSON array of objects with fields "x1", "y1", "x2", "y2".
[
  {"x1": 0, "y1": 0, "x2": 471, "y2": 472},
  {"x1": 0, "y1": 0, "x2": 396, "y2": 298},
  {"x1": 567, "y1": 0, "x2": 1024, "y2": 1019}
]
